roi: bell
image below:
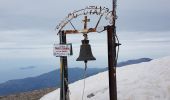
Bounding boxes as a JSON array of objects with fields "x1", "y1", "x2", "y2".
[{"x1": 76, "y1": 39, "x2": 96, "y2": 62}]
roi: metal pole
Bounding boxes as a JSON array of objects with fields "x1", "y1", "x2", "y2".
[
  {"x1": 107, "y1": 25, "x2": 117, "y2": 100},
  {"x1": 59, "y1": 31, "x2": 69, "y2": 100},
  {"x1": 107, "y1": 0, "x2": 117, "y2": 99}
]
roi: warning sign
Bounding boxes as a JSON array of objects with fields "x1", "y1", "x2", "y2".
[{"x1": 53, "y1": 44, "x2": 73, "y2": 57}]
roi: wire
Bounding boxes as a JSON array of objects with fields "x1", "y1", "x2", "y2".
[
  {"x1": 115, "y1": 32, "x2": 120, "y2": 66},
  {"x1": 64, "y1": 78, "x2": 70, "y2": 100},
  {"x1": 69, "y1": 21, "x2": 77, "y2": 30},
  {"x1": 95, "y1": 14, "x2": 103, "y2": 29},
  {"x1": 82, "y1": 61, "x2": 87, "y2": 100}
]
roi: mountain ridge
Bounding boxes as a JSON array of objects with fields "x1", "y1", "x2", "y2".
[{"x1": 0, "y1": 58, "x2": 152, "y2": 96}]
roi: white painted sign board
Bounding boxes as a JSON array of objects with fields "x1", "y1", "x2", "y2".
[{"x1": 53, "y1": 44, "x2": 72, "y2": 57}]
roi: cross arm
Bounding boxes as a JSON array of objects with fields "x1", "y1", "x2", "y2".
[{"x1": 63, "y1": 28, "x2": 96, "y2": 34}]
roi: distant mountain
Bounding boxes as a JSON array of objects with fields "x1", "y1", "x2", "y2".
[
  {"x1": 117, "y1": 58, "x2": 152, "y2": 67},
  {"x1": 0, "y1": 58, "x2": 152, "y2": 96},
  {"x1": 0, "y1": 68, "x2": 105, "y2": 96},
  {"x1": 20, "y1": 66, "x2": 36, "y2": 70}
]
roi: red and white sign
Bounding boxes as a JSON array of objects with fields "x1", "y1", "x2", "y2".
[{"x1": 53, "y1": 44, "x2": 72, "y2": 57}]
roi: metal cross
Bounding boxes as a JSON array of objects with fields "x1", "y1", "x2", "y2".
[
  {"x1": 82, "y1": 16, "x2": 90, "y2": 30},
  {"x1": 64, "y1": 15, "x2": 96, "y2": 34}
]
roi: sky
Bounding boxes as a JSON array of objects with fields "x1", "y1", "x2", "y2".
[{"x1": 0, "y1": 0, "x2": 170, "y2": 82}]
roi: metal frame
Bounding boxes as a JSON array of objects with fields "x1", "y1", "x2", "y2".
[
  {"x1": 59, "y1": 31, "x2": 69, "y2": 100},
  {"x1": 58, "y1": 1, "x2": 118, "y2": 100},
  {"x1": 59, "y1": 25, "x2": 118, "y2": 100}
]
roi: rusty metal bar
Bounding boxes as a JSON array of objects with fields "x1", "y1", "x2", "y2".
[
  {"x1": 64, "y1": 28, "x2": 96, "y2": 34},
  {"x1": 106, "y1": 0, "x2": 118, "y2": 100},
  {"x1": 107, "y1": 26, "x2": 117, "y2": 100},
  {"x1": 59, "y1": 31, "x2": 69, "y2": 100}
]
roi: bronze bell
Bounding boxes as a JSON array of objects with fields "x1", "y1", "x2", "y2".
[{"x1": 76, "y1": 39, "x2": 96, "y2": 62}]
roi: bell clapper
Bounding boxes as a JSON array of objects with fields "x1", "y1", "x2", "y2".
[
  {"x1": 83, "y1": 33, "x2": 88, "y2": 40},
  {"x1": 84, "y1": 60, "x2": 87, "y2": 70}
]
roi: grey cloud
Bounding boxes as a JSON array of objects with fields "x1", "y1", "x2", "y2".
[
  {"x1": 117, "y1": 0, "x2": 170, "y2": 32},
  {"x1": 1, "y1": 0, "x2": 170, "y2": 32},
  {"x1": 0, "y1": 0, "x2": 170, "y2": 55},
  {"x1": 117, "y1": 11, "x2": 170, "y2": 32},
  {"x1": 0, "y1": 0, "x2": 111, "y2": 30}
]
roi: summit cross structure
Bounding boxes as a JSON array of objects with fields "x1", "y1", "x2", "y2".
[{"x1": 56, "y1": 1, "x2": 119, "y2": 100}]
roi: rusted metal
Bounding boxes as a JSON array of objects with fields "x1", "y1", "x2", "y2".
[
  {"x1": 64, "y1": 28, "x2": 96, "y2": 34},
  {"x1": 82, "y1": 16, "x2": 90, "y2": 30},
  {"x1": 57, "y1": 2, "x2": 118, "y2": 100},
  {"x1": 59, "y1": 31, "x2": 69, "y2": 100},
  {"x1": 107, "y1": 25, "x2": 117, "y2": 100},
  {"x1": 107, "y1": 0, "x2": 118, "y2": 100},
  {"x1": 56, "y1": 6, "x2": 113, "y2": 31}
]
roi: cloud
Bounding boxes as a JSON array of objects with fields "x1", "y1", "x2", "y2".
[
  {"x1": 0, "y1": 0, "x2": 170, "y2": 63},
  {"x1": 117, "y1": 0, "x2": 170, "y2": 32},
  {"x1": 0, "y1": 0, "x2": 111, "y2": 30},
  {"x1": 0, "y1": 0, "x2": 170, "y2": 32}
]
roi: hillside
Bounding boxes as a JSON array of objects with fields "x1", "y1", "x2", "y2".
[
  {"x1": 0, "y1": 58, "x2": 151, "y2": 96},
  {"x1": 0, "y1": 88, "x2": 55, "y2": 100},
  {"x1": 41, "y1": 56, "x2": 170, "y2": 100},
  {"x1": 0, "y1": 68, "x2": 105, "y2": 96}
]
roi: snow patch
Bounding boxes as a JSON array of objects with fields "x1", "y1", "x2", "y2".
[{"x1": 40, "y1": 56, "x2": 170, "y2": 100}]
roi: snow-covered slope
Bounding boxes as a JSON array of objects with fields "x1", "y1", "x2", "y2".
[{"x1": 40, "y1": 56, "x2": 170, "y2": 100}]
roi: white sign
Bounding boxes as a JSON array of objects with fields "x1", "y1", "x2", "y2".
[{"x1": 53, "y1": 44, "x2": 72, "y2": 57}]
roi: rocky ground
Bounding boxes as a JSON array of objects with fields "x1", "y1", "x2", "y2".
[{"x1": 0, "y1": 88, "x2": 56, "y2": 100}]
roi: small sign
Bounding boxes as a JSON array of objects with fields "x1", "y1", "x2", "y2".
[{"x1": 53, "y1": 43, "x2": 73, "y2": 57}]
